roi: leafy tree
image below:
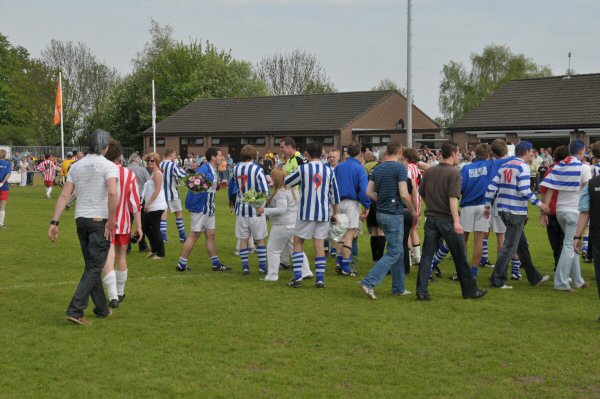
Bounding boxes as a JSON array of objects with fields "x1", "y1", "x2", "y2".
[
  {"x1": 438, "y1": 44, "x2": 552, "y2": 127},
  {"x1": 256, "y1": 48, "x2": 335, "y2": 95},
  {"x1": 371, "y1": 78, "x2": 407, "y2": 96},
  {"x1": 98, "y1": 22, "x2": 267, "y2": 148}
]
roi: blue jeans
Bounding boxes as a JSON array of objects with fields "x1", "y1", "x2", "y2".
[
  {"x1": 490, "y1": 212, "x2": 543, "y2": 287},
  {"x1": 361, "y1": 212, "x2": 406, "y2": 294}
]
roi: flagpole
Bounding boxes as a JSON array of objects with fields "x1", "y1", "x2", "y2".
[
  {"x1": 406, "y1": 0, "x2": 413, "y2": 148},
  {"x1": 59, "y1": 72, "x2": 65, "y2": 160},
  {"x1": 152, "y1": 79, "x2": 156, "y2": 153}
]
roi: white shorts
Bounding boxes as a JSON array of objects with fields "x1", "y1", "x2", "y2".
[
  {"x1": 459, "y1": 205, "x2": 490, "y2": 233},
  {"x1": 167, "y1": 199, "x2": 183, "y2": 213},
  {"x1": 236, "y1": 216, "x2": 268, "y2": 240},
  {"x1": 295, "y1": 219, "x2": 330, "y2": 240},
  {"x1": 190, "y1": 212, "x2": 215, "y2": 233},
  {"x1": 490, "y1": 214, "x2": 506, "y2": 234},
  {"x1": 338, "y1": 199, "x2": 362, "y2": 229}
]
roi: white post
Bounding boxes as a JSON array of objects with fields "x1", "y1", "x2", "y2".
[
  {"x1": 152, "y1": 79, "x2": 157, "y2": 153},
  {"x1": 406, "y1": 0, "x2": 413, "y2": 148},
  {"x1": 59, "y1": 72, "x2": 65, "y2": 160}
]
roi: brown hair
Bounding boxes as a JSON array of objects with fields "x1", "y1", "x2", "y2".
[
  {"x1": 474, "y1": 143, "x2": 490, "y2": 160},
  {"x1": 104, "y1": 139, "x2": 123, "y2": 162},
  {"x1": 491, "y1": 139, "x2": 507, "y2": 158},
  {"x1": 403, "y1": 148, "x2": 418, "y2": 163},
  {"x1": 591, "y1": 141, "x2": 600, "y2": 160},
  {"x1": 267, "y1": 166, "x2": 296, "y2": 207},
  {"x1": 386, "y1": 142, "x2": 402, "y2": 156},
  {"x1": 144, "y1": 152, "x2": 161, "y2": 166},
  {"x1": 0, "y1": 149, "x2": 6, "y2": 159},
  {"x1": 164, "y1": 147, "x2": 176, "y2": 158},
  {"x1": 240, "y1": 145, "x2": 256, "y2": 162}
]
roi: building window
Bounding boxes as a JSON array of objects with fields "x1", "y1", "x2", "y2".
[
  {"x1": 181, "y1": 137, "x2": 204, "y2": 145},
  {"x1": 359, "y1": 135, "x2": 390, "y2": 145},
  {"x1": 156, "y1": 137, "x2": 166, "y2": 146},
  {"x1": 240, "y1": 137, "x2": 266, "y2": 146},
  {"x1": 422, "y1": 134, "x2": 435, "y2": 140}
]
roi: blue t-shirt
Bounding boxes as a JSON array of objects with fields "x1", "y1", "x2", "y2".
[
  {"x1": 369, "y1": 161, "x2": 407, "y2": 215},
  {"x1": 460, "y1": 159, "x2": 495, "y2": 207},
  {"x1": 0, "y1": 160, "x2": 11, "y2": 191}
]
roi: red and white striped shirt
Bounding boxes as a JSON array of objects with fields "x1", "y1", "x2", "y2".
[
  {"x1": 37, "y1": 160, "x2": 56, "y2": 182},
  {"x1": 115, "y1": 165, "x2": 141, "y2": 235},
  {"x1": 407, "y1": 162, "x2": 422, "y2": 215}
]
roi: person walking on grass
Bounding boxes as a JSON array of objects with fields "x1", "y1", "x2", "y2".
[
  {"x1": 160, "y1": 148, "x2": 188, "y2": 243},
  {"x1": 416, "y1": 141, "x2": 488, "y2": 301},
  {"x1": 37, "y1": 154, "x2": 57, "y2": 199},
  {"x1": 573, "y1": 166, "x2": 600, "y2": 322},
  {"x1": 0, "y1": 149, "x2": 11, "y2": 228},
  {"x1": 48, "y1": 129, "x2": 118, "y2": 325},
  {"x1": 333, "y1": 141, "x2": 370, "y2": 277},
  {"x1": 176, "y1": 147, "x2": 231, "y2": 273},
  {"x1": 233, "y1": 145, "x2": 270, "y2": 275},
  {"x1": 102, "y1": 140, "x2": 143, "y2": 308},
  {"x1": 484, "y1": 141, "x2": 550, "y2": 290},
  {"x1": 285, "y1": 142, "x2": 340, "y2": 288},
  {"x1": 359, "y1": 143, "x2": 417, "y2": 299},
  {"x1": 540, "y1": 139, "x2": 591, "y2": 292},
  {"x1": 142, "y1": 152, "x2": 167, "y2": 260},
  {"x1": 256, "y1": 167, "x2": 311, "y2": 282}
]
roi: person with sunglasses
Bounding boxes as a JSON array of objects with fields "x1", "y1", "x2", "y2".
[{"x1": 142, "y1": 153, "x2": 167, "y2": 259}]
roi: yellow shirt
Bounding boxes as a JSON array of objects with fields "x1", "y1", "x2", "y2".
[{"x1": 62, "y1": 159, "x2": 74, "y2": 176}]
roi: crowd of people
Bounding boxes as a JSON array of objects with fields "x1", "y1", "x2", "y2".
[{"x1": 4, "y1": 128, "x2": 600, "y2": 325}]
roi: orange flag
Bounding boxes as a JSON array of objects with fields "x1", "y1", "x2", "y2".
[{"x1": 53, "y1": 80, "x2": 62, "y2": 126}]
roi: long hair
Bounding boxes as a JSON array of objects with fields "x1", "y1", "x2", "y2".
[{"x1": 267, "y1": 166, "x2": 295, "y2": 207}]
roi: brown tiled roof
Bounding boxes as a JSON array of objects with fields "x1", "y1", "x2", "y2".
[
  {"x1": 143, "y1": 91, "x2": 402, "y2": 135},
  {"x1": 451, "y1": 73, "x2": 600, "y2": 131}
]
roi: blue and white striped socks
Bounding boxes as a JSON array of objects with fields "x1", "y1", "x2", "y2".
[
  {"x1": 160, "y1": 220, "x2": 168, "y2": 242},
  {"x1": 342, "y1": 258, "x2": 352, "y2": 274},
  {"x1": 292, "y1": 252, "x2": 304, "y2": 281},
  {"x1": 240, "y1": 248, "x2": 250, "y2": 271},
  {"x1": 257, "y1": 246, "x2": 267, "y2": 272},
  {"x1": 210, "y1": 255, "x2": 221, "y2": 268},
  {"x1": 178, "y1": 256, "x2": 188, "y2": 270},
  {"x1": 511, "y1": 258, "x2": 521, "y2": 276},
  {"x1": 176, "y1": 218, "x2": 186, "y2": 241},
  {"x1": 432, "y1": 242, "x2": 449, "y2": 268},
  {"x1": 480, "y1": 238, "x2": 489, "y2": 264},
  {"x1": 583, "y1": 236, "x2": 589, "y2": 253},
  {"x1": 315, "y1": 257, "x2": 327, "y2": 283}
]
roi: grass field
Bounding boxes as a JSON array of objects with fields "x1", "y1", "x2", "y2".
[{"x1": 1, "y1": 183, "x2": 599, "y2": 398}]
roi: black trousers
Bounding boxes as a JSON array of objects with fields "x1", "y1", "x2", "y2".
[
  {"x1": 403, "y1": 212, "x2": 412, "y2": 274},
  {"x1": 142, "y1": 209, "x2": 165, "y2": 257},
  {"x1": 67, "y1": 218, "x2": 111, "y2": 318},
  {"x1": 546, "y1": 215, "x2": 564, "y2": 270},
  {"x1": 593, "y1": 245, "x2": 600, "y2": 301},
  {"x1": 417, "y1": 217, "x2": 478, "y2": 297}
]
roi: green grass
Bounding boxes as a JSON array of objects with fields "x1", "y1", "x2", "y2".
[{"x1": 1, "y1": 184, "x2": 599, "y2": 398}]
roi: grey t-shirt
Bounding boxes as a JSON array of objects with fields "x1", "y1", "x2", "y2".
[
  {"x1": 127, "y1": 163, "x2": 151, "y2": 193},
  {"x1": 67, "y1": 154, "x2": 119, "y2": 219}
]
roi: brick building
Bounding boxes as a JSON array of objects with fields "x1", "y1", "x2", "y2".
[
  {"x1": 449, "y1": 73, "x2": 600, "y2": 149},
  {"x1": 142, "y1": 91, "x2": 440, "y2": 160}
]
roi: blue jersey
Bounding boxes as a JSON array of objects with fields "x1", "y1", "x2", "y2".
[
  {"x1": 185, "y1": 162, "x2": 217, "y2": 216},
  {"x1": 0, "y1": 160, "x2": 10, "y2": 191},
  {"x1": 285, "y1": 161, "x2": 340, "y2": 222},
  {"x1": 160, "y1": 160, "x2": 187, "y2": 201},
  {"x1": 234, "y1": 162, "x2": 269, "y2": 217},
  {"x1": 460, "y1": 159, "x2": 494, "y2": 207}
]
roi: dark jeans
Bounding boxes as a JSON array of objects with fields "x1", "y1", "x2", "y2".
[
  {"x1": 417, "y1": 217, "x2": 478, "y2": 297},
  {"x1": 546, "y1": 215, "x2": 564, "y2": 270},
  {"x1": 26, "y1": 171, "x2": 34, "y2": 185},
  {"x1": 403, "y1": 213, "x2": 412, "y2": 274},
  {"x1": 67, "y1": 218, "x2": 111, "y2": 318},
  {"x1": 593, "y1": 245, "x2": 600, "y2": 301},
  {"x1": 142, "y1": 209, "x2": 165, "y2": 257},
  {"x1": 490, "y1": 212, "x2": 543, "y2": 287}
]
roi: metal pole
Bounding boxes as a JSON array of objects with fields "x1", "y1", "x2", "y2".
[
  {"x1": 152, "y1": 79, "x2": 156, "y2": 153},
  {"x1": 59, "y1": 72, "x2": 65, "y2": 160},
  {"x1": 406, "y1": 0, "x2": 413, "y2": 148}
]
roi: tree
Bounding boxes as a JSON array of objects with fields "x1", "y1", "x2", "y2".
[
  {"x1": 371, "y1": 78, "x2": 407, "y2": 96},
  {"x1": 41, "y1": 40, "x2": 119, "y2": 145},
  {"x1": 256, "y1": 48, "x2": 335, "y2": 95},
  {"x1": 438, "y1": 44, "x2": 552, "y2": 127},
  {"x1": 97, "y1": 21, "x2": 268, "y2": 148}
]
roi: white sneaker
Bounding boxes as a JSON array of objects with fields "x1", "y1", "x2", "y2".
[
  {"x1": 535, "y1": 275, "x2": 550, "y2": 287},
  {"x1": 499, "y1": 284, "x2": 513, "y2": 289},
  {"x1": 397, "y1": 289, "x2": 412, "y2": 296},
  {"x1": 360, "y1": 284, "x2": 377, "y2": 300}
]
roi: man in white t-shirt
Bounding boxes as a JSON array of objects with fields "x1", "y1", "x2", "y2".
[
  {"x1": 49, "y1": 129, "x2": 119, "y2": 326},
  {"x1": 541, "y1": 139, "x2": 592, "y2": 291}
]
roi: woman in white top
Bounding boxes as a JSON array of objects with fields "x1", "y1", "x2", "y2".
[
  {"x1": 18, "y1": 158, "x2": 28, "y2": 186},
  {"x1": 142, "y1": 152, "x2": 167, "y2": 259},
  {"x1": 257, "y1": 167, "x2": 311, "y2": 282}
]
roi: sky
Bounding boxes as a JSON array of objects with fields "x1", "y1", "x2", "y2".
[{"x1": 1, "y1": 0, "x2": 599, "y2": 119}]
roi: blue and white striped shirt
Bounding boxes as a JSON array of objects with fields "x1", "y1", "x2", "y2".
[
  {"x1": 484, "y1": 157, "x2": 541, "y2": 215},
  {"x1": 540, "y1": 156, "x2": 587, "y2": 192},
  {"x1": 591, "y1": 164, "x2": 600, "y2": 178},
  {"x1": 285, "y1": 161, "x2": 340, "y2": 222},
  {"x1": 160, "y1": 160, "x2": 187, "y2": 201},
  {"x1": 234, "y1": 162, "x2": 269, "y2": 217}
]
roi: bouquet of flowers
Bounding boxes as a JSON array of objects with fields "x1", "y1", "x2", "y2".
[
  {"x1": 183, "y1": 173, "x2": 212, "y2": 194},
  {"x1": 242, "y1": 188, "x2": 269, "y2": 207}
]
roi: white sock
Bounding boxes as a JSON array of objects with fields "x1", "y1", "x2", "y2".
[
  {"x1": 104, "y1": 270, "x2": 118, "y2": 300},
  {"x1": 0, "y1": 210, "x2": 5, "y2": 226},
  {"x1": 115, "y1": 269, "x2": 128, "y2": 296}
]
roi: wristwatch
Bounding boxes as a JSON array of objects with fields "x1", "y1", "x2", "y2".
[
  {"x1": 573, "y1": 236, "x2": 581, "y2": 240},
  {"x1": 50, "y1": 220, "x2": 60, "y2": 226}
]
